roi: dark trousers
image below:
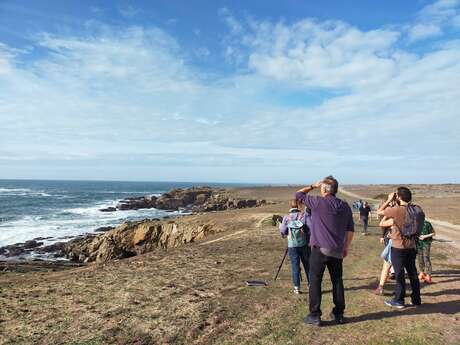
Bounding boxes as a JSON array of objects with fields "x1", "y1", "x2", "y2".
[
  {"x1": 391, "y1": 247, "x2": 421, "y2": 304},
  {"x1": 288, "y1": 246, "x2": 311, "y2": 288},
  {"x1": 361, "y1": 217, "x2": 369, "y2": 233},
  {"x1": 309, "y1": 247, "x2": 345, "y2": 317}
]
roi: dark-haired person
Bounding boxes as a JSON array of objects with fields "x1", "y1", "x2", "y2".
[
  {"x1": 359, "y1": 201, "x2": 372, "y2": 235},
  {"x1": 296, "y1": 176, "x2": 354, "y2": 326},
  {"x1": 377, "y1": 187, "x2": 421, "y2": 309}
]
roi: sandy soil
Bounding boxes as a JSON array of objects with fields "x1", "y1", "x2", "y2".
[{"x1": 1, "y1": 186, "x2": 459, "y2": 345}]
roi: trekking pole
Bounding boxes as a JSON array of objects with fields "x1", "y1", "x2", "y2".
[{"x1": 274, "y1": 247, "x2": 288, "y2": 281}]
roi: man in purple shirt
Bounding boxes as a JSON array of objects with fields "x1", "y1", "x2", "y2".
[{"x1": 295, "y1": 175, "x2": 354, "y2": 326}]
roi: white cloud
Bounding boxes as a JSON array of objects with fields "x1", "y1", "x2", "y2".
[
  {"x1": 117, "y1": 3, "x2": 139, "y2": 18},
  {"x1": 1, "y1": 3, "x2": 460, "y2": 183},
  {"x1": 408, "y1": 0, "x2": 460, "y2": 42},
  {"x1": 225, "y1": 18, "x2": 401, "y2": 90},
  {"x1": 408, "y1": 23, "x2": 443, "y2": 41}
]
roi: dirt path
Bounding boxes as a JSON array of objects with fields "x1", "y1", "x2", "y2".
[{"x1": 340, "y1": 187, "x2": 460, "y2": 249}]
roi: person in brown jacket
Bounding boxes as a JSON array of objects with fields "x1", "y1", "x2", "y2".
[{"x1": 377, "y1": 186, "x2": 421, "y2": 309}]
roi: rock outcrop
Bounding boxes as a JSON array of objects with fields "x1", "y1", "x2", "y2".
[
  {"x1": 64, "y1": 217, "x2": 223, "y2": 263},
  {"x1": 101, "y1": 186, "x2": 267, "y2": 213}
]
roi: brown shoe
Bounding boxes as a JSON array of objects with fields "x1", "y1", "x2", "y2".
[{"x1": 372, "y1": 286, "x2": 384, "y2": 295}]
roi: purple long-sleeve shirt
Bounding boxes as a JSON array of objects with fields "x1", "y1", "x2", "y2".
[{"x1": 295, "y1": 192, "x2": 354, "y2": 256}]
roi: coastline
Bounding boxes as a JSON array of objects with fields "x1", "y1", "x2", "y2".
[
  {"x1": 1, "y1": 184, "x2": 459, "y2": 344},
  {"x1": 0, "y1": 185, "x2": 269, "y2": 264}
]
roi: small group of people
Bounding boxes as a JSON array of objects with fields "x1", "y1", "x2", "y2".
[{"x1": 279, "y1": 176, "x2": 432, "y2": 326}]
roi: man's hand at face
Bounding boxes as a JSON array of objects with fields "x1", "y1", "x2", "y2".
[
  {"x1": 387, "y1": 192, "x2": 396, "y2": 202},
  {"x1": 312, "y1": 181, "x2": 322, "y2": 189}
]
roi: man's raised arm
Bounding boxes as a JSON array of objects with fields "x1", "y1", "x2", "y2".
[
  {"x1": 377, "y1": 192, "x2": 397, "y2": 216},
  {"x1": 295, "y1": 181, "x2": 322, "y2": 210},
  {"x1": 296, "y1": 180, "x2": 322, "y2": 194}
]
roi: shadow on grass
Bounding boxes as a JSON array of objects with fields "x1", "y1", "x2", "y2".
[
  {"x1": 320, "y1": 300, "x2": 460, "y2": 326},
  {"x1": 433, "y1": 269, "x2": 460, "y2": 277},
  {"x1": 422, "y1": 288, "x2": 460, "y2": 297}
]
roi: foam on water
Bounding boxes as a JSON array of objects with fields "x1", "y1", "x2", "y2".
[
  {"x1": 0, "y1": 200, "x2": 179, "y2": 247},
  {"x1": 0, "y1": 179, "x2": 245, "y2": 249}
]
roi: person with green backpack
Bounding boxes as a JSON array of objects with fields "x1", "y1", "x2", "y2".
[{"x1": 279, "y1": 200, "x2": 311, "y2": 294}]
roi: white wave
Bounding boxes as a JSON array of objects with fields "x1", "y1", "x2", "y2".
[
  {"x1": 0, "y1": 188, "x2": 32, "y2": 192},
  {"x1": 0, "y1": 200, "x2": 179, "y2": 247},
  {"x1": 0, "y1": 188, "x2": 52, "y2": 197}
]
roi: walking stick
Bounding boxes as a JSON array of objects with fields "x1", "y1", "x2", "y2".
[{"x1": 274, "y1": 247, "x2": 288, "y2": 281}]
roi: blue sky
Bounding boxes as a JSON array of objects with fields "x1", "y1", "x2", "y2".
[{"x1": 0, "y1": 0, "x2": 459, "y2": 184}]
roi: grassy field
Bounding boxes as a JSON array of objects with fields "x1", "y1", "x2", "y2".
[{"x1": 1, "y1": 188, "x2": 459, "y2": 345}]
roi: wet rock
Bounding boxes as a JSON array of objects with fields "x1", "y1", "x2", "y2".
[
  {"x1": 0, "y1": 245, "x2": 25, "y2": 257},
  {"x1": 32, "y1": 236, "x2": 53, "y2": 241},
  {"x1": 94, "y1": 226, "x2": 115, "y2": 233},
  {"x1": 99, "y1": 207, "x2": 117, "y2": 212},
  {"x1": 36, "y1": 242, "x2": 65, "y2": 254},
  {"x1": 116, "y1": 195, "x2": 158, "y2": 211},
  {"x1": 23, "y1": 240, "x2": 43, "y2": 249}
]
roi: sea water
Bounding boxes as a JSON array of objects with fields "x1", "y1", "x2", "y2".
[{"x1": 0, "y1": 179, "x2": 246, "y2": 248}]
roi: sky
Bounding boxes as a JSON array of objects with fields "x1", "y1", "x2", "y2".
[{"x1": 0, "y1": 0, "x2": 459, "y2": 184}]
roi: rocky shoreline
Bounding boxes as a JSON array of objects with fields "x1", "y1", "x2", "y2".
[
  {"x1": 99, "y1": 186, "x2": 266, "y2": 212},
  {"x1": 0, "y1": 186, "x2": 268, "y2": 263}
]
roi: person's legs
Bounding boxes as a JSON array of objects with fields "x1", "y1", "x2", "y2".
[
  {"x1": 380, "y1": 261, "x2": 392, "y2": 286},
  {"x1": 308, "y1": 247, "x2": 327, "y2": 318},
  {"x1": 299, "y1": 245, "x2": 311, "y2": 286},
  {"x1": 288, "y1": 247, "x2": 300, "y2": 289},
  {"x1": 424, "y1": 244, "x2": 433, "y2": 282},
  {"x1": 391, "y1": 247, "x2": 406, "y2": 304},
  {"x1": 326, "y1": 257, "x2": 345, "y2": 316},
  {"x1": 417, "y1": 247, "x2": 427, "y2": 281},
  {"x1": 363, "y1": 218, "x2": 369, "y2": 234},
  {"x1": 404, "y1": 249, "x2": 421, "y2": 305}
]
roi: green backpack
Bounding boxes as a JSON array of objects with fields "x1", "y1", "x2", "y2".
[{"x1": 287, "y1": 213, "x2": 307, "y2": 248}]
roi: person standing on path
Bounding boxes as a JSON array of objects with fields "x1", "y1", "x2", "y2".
[
  {"x1": 295, "y1": 175, "x2": 354, "y2": 326},
  {"x1": 377, "y1": 187, "x2": 422, "y2": 309},
  {"x1": 359, "y1": 201, "x2": 372, "y2": 235},
  {"x1": 279, "y1": 200, "x2": 311, "y2": 294},
  {"x1": 417, "y1": 220, "x2": 436, "y2": 284}
]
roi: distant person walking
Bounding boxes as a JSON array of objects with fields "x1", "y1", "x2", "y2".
[
  {"x1": 377, "y1": 187, "x2": 424, "y2": 309},
  {"x1": 417, "y1": 220, "x2": 436, "y2": 284},
  {"x1": 296, "y1": 176, "x2": 354, "y2": 326},
  {"x1": 279, "y1": 200, "x2": 311, "y2": 294},
  {"x1": 359, "y1": 201, "x2": 372, "y2": 235}
]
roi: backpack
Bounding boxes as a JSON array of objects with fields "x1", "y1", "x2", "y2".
[
  {"x1": 287, "y1": 213, "x2": 307, "y2": 247},
  {"x1": 400, "y1": 204, "x2": 425, "y2": 239}
]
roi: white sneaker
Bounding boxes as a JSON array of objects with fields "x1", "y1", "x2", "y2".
[{"x1": 293, "y1": 287, "x2": 300, "y2": 294}]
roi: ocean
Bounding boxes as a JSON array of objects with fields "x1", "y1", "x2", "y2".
[{"x1": 0, "y1": 179, "x2": 250, "y2": 248}]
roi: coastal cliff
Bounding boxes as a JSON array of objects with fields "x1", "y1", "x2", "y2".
[{"x1": 64, "y1": 216, "x2": 223, "y2": 263}]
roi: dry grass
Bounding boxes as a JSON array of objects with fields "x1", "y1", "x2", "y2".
[{"x1": 1, "y1": 187, "x2": 459, "y2": 345}]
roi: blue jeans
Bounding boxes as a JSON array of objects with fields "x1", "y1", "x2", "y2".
[{"x1": 288, "y1": 245, "x2": 311, "y2": 288}]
